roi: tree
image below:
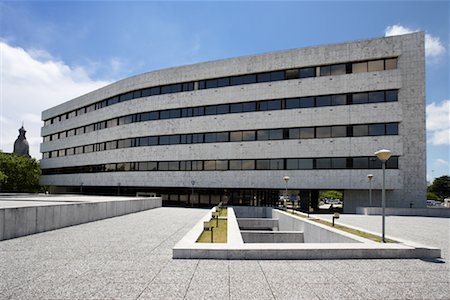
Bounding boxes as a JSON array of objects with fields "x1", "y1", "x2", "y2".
[
  {"x1": 319, "y1": 190, "x2": 343, "y2": 200},
  {"x1": 426, "y1": 191, "x2": 439, "y2": 201},
  {"x1": 0, "y1": 151, "x2": 41, "y2": 192},
  {"x1": 429, "y1": 176, "x2": 450, "y2": 200}
]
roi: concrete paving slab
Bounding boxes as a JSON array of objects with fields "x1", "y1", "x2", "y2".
[{"x1": 0, "y1": 207, "x2": 448, "y2": 299}]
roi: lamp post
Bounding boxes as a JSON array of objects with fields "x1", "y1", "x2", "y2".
[
  {"x1": 283, "y1": 176, "x2": 290, "y2": 210},
  {"x1": 374, "y1": 149, "x2": 392, "y2": 243},
  {"x1": 191, "y1": 180, "x2": 195, "y2": 207},
  {"x1": 367, "y1": 174, "x2": 374, "y2": 207}
]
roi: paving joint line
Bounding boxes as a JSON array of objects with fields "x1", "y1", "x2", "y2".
[
  {"x1": 257, "y1": 260, "x2": 276, "y2": 299},
  {"x1": 183, "y1": 259, "x2": 200, "y2": 299}
]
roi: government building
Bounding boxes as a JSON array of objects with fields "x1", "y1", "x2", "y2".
[{"x1": 40, "y1": 32, "x2": 426, "y2": 212}]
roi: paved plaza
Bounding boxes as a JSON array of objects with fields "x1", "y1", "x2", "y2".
[{"x1": 0, "y1": 207, "x2": 449, "y2": 299}]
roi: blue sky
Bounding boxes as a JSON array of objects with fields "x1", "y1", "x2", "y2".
[{"x1": 0, "y1": 1, "x2": 448, "y2": 182}]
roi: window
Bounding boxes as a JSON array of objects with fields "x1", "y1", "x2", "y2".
[
  {"x1": 58, "y1": 149, "x2": 65, "y2": 157},
  {"x1": 332, "y1": 94, "x2": 347, "y2": 106},
  {"x1": 300, "y1": 127, "x2": 315, "y2": 139},
  {"x1": 169, "y1": 135, "x2": 180, "y2": 144},
  {"x1": 169, "y1": 109, "x2": 181, "y2": 118},
  {"x1": 330, "y1": 64, "x2": 346, "y2": 75},
  {"x1": 67, "y1": 129, "x2": 75, "y2": 137},
  {"x1": 206, "y1": 79, "x2": 218, "y2": 89},
  {"x1": 95, "y1": 143, "x2": 105, "y2": 152},
  {"x1": 270, "y1": 159, "x2": 284, "y2": 170},
  {"x1": 118, "y1": 115, "x2": 133, "y2": 125},
  {"x1": 257, "y1": 130, "x2": 269, "y2": 140},
  {"x1": 216, "y1": 132, "x2": 229, "y2": 142},
  {"x1": 230, "y1": 131, "x2": 242, "y2": 142},
  {"x1": 386, "y1": 123, "x2": 399, "y2": 135},
  {"x1": 216, "y1": 104, "x2": 229, "y2": 114},
  {"x1": 117, "y1": 139, "x2": 132, "y2": 148},
  {"x1": 316, "y1": 158, "x2": 331, "y2": 169},
  {"x1": 148, "y1": 137, "x2": 158, "y2": 145},
  {"x1": 168, "y1": 161, "x2": 179, "y2": 171},
  {"x1": 368, "y1": 60, "x2": 384, "y2": 72},
  {"x1": 84, "y1": 145, "x2": 94, "y2": 153},
  {"x1": 332, "y1": 126, "x2": 347, "y2": 137},
  {"x1": 316, "y1": 96, "x2": 331, "y2": 107},
  {"x1": 204, "y1": 133, "x2": 217, "y2": 143},
  {"x1": 289, "y1": 128, "x2": 300, "y2": 139},
  {"x1": 105, "y1": 141, "x2": 117, "y2": 150},
  {"x1": 76, "y1": 127, "x2": 84, "y2": 135},
  {"x1": 66, "y1": 148, "x2": 75, "y2": 156},
  {"x1": 170, "y1": 84, "x2": 182, "y2": 93},
  {"x1": 229, "y1": 160, "x2": 242, "y2": 170},
  {"x1": 230, "y1": 103, "x2": 243, "y2": 113},
  {"x1": 216, "y1": 160, "x2": 228, "y2": 170},
  {"x1": 270, "y1": 71, "x2": 285, "y2": 81},
  {"x1": 369, "y1": 124, "x2": 385, "y2": 136},
  {"x1": 352, "y1": 62, "x2": 368, "y2": 73},
  {"x1": 352, "y1": 93, "x2": 368, "y2": 104},
  {"x1": 386, "y1": 156, "x2": 398, "y2": 169},
  {"x1": 256, "y1": 160, "x2": 270, "y2": 170},
  {"x1": 259, "y1": 100, "x2": 281, "y2": 111},
  {"x1": 141, "y1": 112, "x2": 159, "y2": 121},
  {"x1": 192, "y1": 161, "x2": 203, "y2": 171},
  {"x1": 242, "y1": 131, "x2": 256, "y2": 141},
  {"x1": 107, "y1": 97, "x2": 119, "y2": 106},
  {"x1": 133, "y1": 91, "x2": 142, "y2": 99},
  {"x1": 269, "y1": 129, "x2": 283, "y2": 140},
  {"x1": 353, "y1": 157, "x2": 369, "y2": 169},
  {"x1": 204, "y1": 161, "x2": 216, "y2": 170},
  {"x1": 299, "y1": 67, "x2": 316, "y2": 78},
  {"x1": 369, "y1": 158, "x2": 382, "y2": 169},
  {"x1": 353, "y1": 125, "x2": 368, "y2": 137},
  {"x1": 242, "y1": 160, "x2": 255, "y2": 170},
  {"x1": 286, "y1": 69, "x2": 299, "y2": 80},
  {"x1": 182, "y1": 108, "x2": 193, "y2": 118},
  {"x1": 59, "y1": 131, "x2": 67, "y2": 139},
  {"x1": 205, "y1": 106, "x2": 217, "y2": 115},
  {"x1": 300, "y1": 97, "x2": 315, "y2": 108},
  {"x1": 385, "y1": 58, "x2": 397, "y2": 70},
  {"x1": 286, "y1": 98, "x2": 300, "y2": 109},
  {"x1": 320, "y1": 65, "x2": 331, "y2": 76},
  {"x1": 316, "y1": 127, "x2": 331, "y2": 138},
  {"x1": 257, "y1": 72, "x2": 271, "y2": 82},
  {"x1": 150, "y1": 87, "x2": 160, "y2": 96},
  {"x1": 159, "y1": 136, "x2": 170, "y2": 145},
  {"x1": 193, "y1": 107, "x2": 205, "y2": 116},
  {"x1": 385, "y1": 90, "x2": 398, "y2": 102},
  {"x1": 106, "y1": 119, "x2": 118, "y2": 128},
  {"x1": 286, "y1": 159, "x2": 298, "y2": 170},
  {"x1": 217, "y1": 78, "x2": 230, "y2": 87},
  {"x1": 192, "y1": 133, "x2": 204, "y2": 143},
  {"x1": 85, "y1": 124, "x2": 95, "y2": 133},
  {"x1": 180, "y1": 161, "x2": 192, "y2": 171},
  {"x1": 75, "y1": 146, "x2": 84, "y2": 155},
  {"x1": 141, "y1": 89, "x2": 151, "y2": 97},
  {"x1": 242, "y1": 102, "x2": 257, "y2": 112},
  {"x1": 298, "y1": 159, "x2": 313, "y2": 169},
  {"x1": 332, "y1": 158, "x2": 347, "y2": 169},
  {"x1": 368, "y1": 91, "x2": 385, "y2": 103},
  {"x1": 158, "y1": 161, "x2": 169, "y2": 171}
]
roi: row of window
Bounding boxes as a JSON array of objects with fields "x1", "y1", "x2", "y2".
[
  {"x1": 41, "y1": 156, "x2": 399, "y2": 175},
  {"x1": 43, "y1": 89, "x2": 398, "y2": 142},
  {"x1": 42, "y1": 122, "x2": 398, "y2": 159},
  {"x1": 43, "y1": 57, "x2": 398, "y2": 126}
]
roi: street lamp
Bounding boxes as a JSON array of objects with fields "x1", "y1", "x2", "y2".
[
  {"x1": 367, "y1": 174, "x2": 374, "y2": 207},
  {"x1": 374, "y1": 149, "x2": 392, "y2": 243},
  {"x1": 191, "y1": 180, "x2": 195, "y2": 207},
  {"x1": 283, "y1": 176, "x2": 290, "y2": 210}
]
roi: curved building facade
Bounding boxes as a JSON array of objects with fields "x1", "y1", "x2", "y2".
[{"x1": 40, "y1": 33, "x2": 426, "y2": 212}]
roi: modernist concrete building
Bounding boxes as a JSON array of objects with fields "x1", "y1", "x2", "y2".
[{"x1": 40, "y1": 32, "x2": 426, "y2": 212}]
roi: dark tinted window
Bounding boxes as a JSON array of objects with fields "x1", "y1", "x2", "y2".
[
  {"x1": 216, "y1": 104, "x2": 229, "y2": 114},
  {"x1": 242, "y1": 102, "x2": 257, "y2": 112},
  {"x1": 217, "y1": 78, "x2": 230, "y2": 87},
  {"x1": 299, "y1": 67, "x2": 316, "y2": 78},
  {"x1": 332, "y1": 126, "x2": 347, "y2": 137},
  {"x1": 168, "y1": 161, "x2": 179, "y2": 171},
  {"x1": 158, "y1": 162, "x2": 169, "y2": 171},
  {"x1": 300, "y1": 127, "x2": 315, "y2": 139},
  {"x1": 169, "y1": 109, "x2": 181, "y2": 118},
  {"x1": 206, "y1": 79, "x2": 218, "y2": 89},
  {"x1": 243, "y1": 131, "x2": 256, "y2": 141},
  {"x1": 270, "y1": 71, "x2": 285, "y2": 81},
  {"x1": 289, "y1": 128, "x2": 300, "y2": 139},
  {"x1": 182, "y1": 108, "x2": 193, "y2": 117},
  {"x1": 257, "y1": 72, "x2": 271, "y2": 82},
  {"x1": 369, "y1": 124, "x2": 385, "y2": 136},
  {"x1": 270, "y1": 159, "x2": 284, "y2": 170},
  {"x1": 386, "y1": 123, "x2": 399, "y2": 135},
  {"x1": 216, "y1": 132, "x2": 229, "y2": 142},
  {"x1": 141, "y1": 89, "x2": 151, "y2": 97},
  {"x1": 332, "y1": 94, "x2": 347, "y2": 106},
  {"x1": 320, "y1": 65, "x2": 331, "y2": 76},
  {"x1": 120, "y1": 92, "x2": 133, "y2": 102},
  {"x1": 148, "y1": 137, "x2": 158, "y2": 145},
  {"x1": 193, "y1": 107, "x2": 205, "y2": 116},
  {"x1": 230, "y1": 103, "x2": 243, "y2": 113},
  {"x1": 316, "y1": 158, "x2": 331, "y2": 169},
  {"x1": 159, "y1": 136, "x2": 170, "y2": 145},
  {"x1": 205, "y1": 106, "x2": 217, "y2": 115},
  {"x1": 169, "y1": 135, "x2": 180, "y2": 144},
  {"x1": 256, "y1": 160, "x2": 270, "y2": 170},
  {"x1": 204, "y1": 133, "x2": 217, "y2": 143},
  {"x1": 150, "y1": 87, "x2": 160, "y2": 95},
  {"x1": 257, "y1": 130, "x2": 269, "y2": 140},
  {"x1": 353, "y1": 157, "x2": 369, "y2": 169},
  {"x1": 133, "y1": 91, "x2": 142, "y2": 98},
  {"x1": 141, "y1": 112, "x2": 158, "y2": 121},
  {"x1": 300, "y1": 97, "x2": 315, "y2": 108},
  {"x1": 286, "y1": 69, "x2": 299, "y2": 80},
  {"x1": 316, "y1": 127, "x2": 331, "y2": 138},
  {"x1": 352, "y1": 93, "x2": 368, "y2": 104},
  {"x1": 369, "y1": 91, "x2": 385, "y2": 103},
  {"x1": 286, "y1": 98, "x2": 300, "y2": 109},
  {"x1": 386, "y1": 156, "x2": 398, "y2": 169},
  {"x1": 160, "y1": 111, "x2": 170, "y2": 119},
  {"x1": 286, "y1": 159, "x2": 298, "y2": 170},
  {"x1": 298, "y1": 159, "x2": 313, "y2": 169},
  {"x1": 269, "y1": 129, "x2": 283, "y2": 140},
  {"x1": 353, "y1": 125, "x2": 368, "y2": 137},
  {"x1": 385, "y1": 90, "x2": 398, "y2": 102},
  {"x1": 332, "y1": 158, "x2": 347, "y2": 169},
  {"x1": 316, "y1": 96, "x2": 331, "y2": 107},
  {"x1": 330, "y1": 64, "x2": 346, "y2": 75}
]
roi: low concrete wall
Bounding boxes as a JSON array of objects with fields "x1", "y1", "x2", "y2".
[
  {"x1": 356, "y1": 207, "x2": 450, "y2": 217},
  {"x1": 237, "y1": 218, "x2": 278, "y2": 230},
  {"x1": 233, "y1": 206, "x2": 272, "y2": 218},
  {"x1": 241, "y1": 231, "x2": 304, "y2": 243},
  {"x1": 273, "y1": 210, "x2": 359, "y2": 243},
  {"x1": 0, "y1": 197, "x2": 162, "y2": 241}
]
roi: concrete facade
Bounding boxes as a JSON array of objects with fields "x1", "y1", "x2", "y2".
[{"x1": 40, "y1": 33, "x2": 426, "y2": 212}]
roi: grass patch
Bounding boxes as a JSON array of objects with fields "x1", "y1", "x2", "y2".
[
  {"x1": 197, "y1": 219, "x2": 227, "y2": 243},
  {"x1": 284, "y1": 210, "x2": 397, "y2": 243},
  {"x1": 217, "y1": 207, "x2": 228, "y2": 217}
]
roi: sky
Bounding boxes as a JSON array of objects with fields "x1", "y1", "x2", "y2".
[{"x1": 0, "y1": 1, "x2": 448, "y2": 182}]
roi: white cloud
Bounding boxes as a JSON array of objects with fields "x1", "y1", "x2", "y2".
[
  {"x1": 426, "y1": 100, "x2": 450, "y2": 145},
  {"x1": 0, "y1": 41, "x2": 110, "y2": 158},
  {"x1": 434, "y1": 158, "x2": 449, "y2": 166},
  {"x1": 384, "y1": 24, "x2": 446, "y2": 58}
]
